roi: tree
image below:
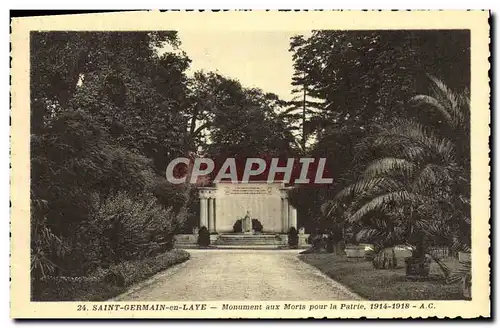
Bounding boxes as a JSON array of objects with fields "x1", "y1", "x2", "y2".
[
  {"x1": 288, "y1": 30, "x2": 470, "y2": 134},
  {"x1": 188, "y1": 72, "x2": 295, "y2": 158},
  {"x1": 287, "y1": 30, "x2": 470, "y2": 236},
  {"x1": 30, "y1": 32, "x2": 194, "y2": 283},
  {"x1": 285, "y1": 35, "x2": 325, "y2": 153},
  {"x1": 324, "y1": 77, "x2": 470, "y2": 276},
  {"x1": 31, "y1": 31, "x2": 190, "y2": 172}
]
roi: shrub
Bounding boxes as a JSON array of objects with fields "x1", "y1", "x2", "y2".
[
  {"x1": 108, "y1": 249, "x2": 190, "y2": 286},
  {"x1": 288, "y1": 227, "x2": 299, "y2": 248},
  {"x1": 307, "y1": 230, "x2": 325, "y2": 250},
  {"x1": 372, "y1": 248, "x2": 398, "y2": 269},
  {"x1": 152, "y1": 179, "x2": 188, "y2": 215},
  {"x1": 233, "y1": 219, "x2": 242, "y2": 233},
  {"x1": 36, "y1": 250, "x2": 190, "y2": 301},
  {"x1": 252, "y1": 219, "x2": 263, "y2": 232},
  {"x1": 197, "y1": 226, "x2": 210, "y2": 247},
  {"x1": 233, "y1": 218, "x2": 264, "y2": 233},
  {"x1": 88, "y1": 192, "x2": 178, "y2": 262},
  {"x1": 38, "y1": 275, "x2": 122, "y2": 301}
]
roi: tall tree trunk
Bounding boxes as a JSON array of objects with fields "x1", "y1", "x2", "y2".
[
  {"x1": 176, "y1": 155, "x2": 195, "y2": 230},
  {"x1": 302, "y1": 83, "x2": 307, "y2": 152}
]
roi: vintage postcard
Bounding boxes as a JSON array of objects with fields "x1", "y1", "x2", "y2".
[{"x1": 10, "y1": 10, "x2": 490, "y2": 319}]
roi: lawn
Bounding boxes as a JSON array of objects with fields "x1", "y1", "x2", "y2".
[{"x1": 299, "y1": 253, "x2": 464, "y2": 300}]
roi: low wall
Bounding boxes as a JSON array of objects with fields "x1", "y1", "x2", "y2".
[
  {"x1": 174, "y1": 234, "x2": 197, "y2": 245},
  {"x1": 345, "y1": 244, "x2": 413, "y2": 259}
]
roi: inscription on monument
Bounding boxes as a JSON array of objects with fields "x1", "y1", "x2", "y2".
[{"x1": 225, "y1": 186, "x2": 272, "y2": 195}]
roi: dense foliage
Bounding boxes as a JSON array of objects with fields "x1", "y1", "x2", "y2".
[
  {"x1": 232, "y1": 218, "x2": 264, "y2": 233},
  {"x1": 287, "y1": 30, "x2": 470, "y2": 277},
  {"x1": 197, "y1": 226, "x2": 210, "y2": 247},
  {"x1": 288, "y1": 227, "x2": 299, "y2": 248},
  {"x1": 30, "y1": 29, "x2": 471, "y2": 296},
  {"x1": 38, "y1": 250, "x2": 190, "y2": 301},
  {"x1": 31, "y1": 32, "x2": 195, "y2": 299}
]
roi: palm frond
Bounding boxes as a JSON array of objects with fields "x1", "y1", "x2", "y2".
[
  {"x1": 363, "y1": 158, "x2": 416, "y2": 179},
  {"x1": 356, "y1": 228, "x2": 385, "y2": 243},
  {"x1": 447, "y1": 260, "x2": 471, "y2": 284},
  {"x1": 412, "y1": 163, "x2": 453, "y2": 190},
  {"x1": 335, "y1": 177, "x2": 401, "y2": 200},
  {"x1": 347, "y1": 191, "x2": 427, "y2": 223},
  {"x1": 411, "y1": 75, "x2": 469, "y2": 131},
  {"x1": 427, "y1": 252, "x2": 451, "y2": 278},
  {"x1": 411, "y1": 94, "x2": 453, "y2": 124}
]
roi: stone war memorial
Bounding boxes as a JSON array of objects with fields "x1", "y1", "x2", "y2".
[{"x1": 175, "y1": 181, "x2": 309, "y2": 248}]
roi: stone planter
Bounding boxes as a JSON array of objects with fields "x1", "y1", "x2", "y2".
[
  {"x1": 345, "y1": 245, "x2": 366, "y2": 258},
  {"x1": 404, "y1": 256, "x2": 430, "y2": 278}
]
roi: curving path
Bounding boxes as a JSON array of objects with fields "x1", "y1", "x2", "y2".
[{"x1": 112, "y1": 249, "x2": 362, "y2": 301}]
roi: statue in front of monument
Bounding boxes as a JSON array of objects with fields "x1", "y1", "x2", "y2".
[{"x1": 243, "y1": 210, "x2": 252, "y2": 233}]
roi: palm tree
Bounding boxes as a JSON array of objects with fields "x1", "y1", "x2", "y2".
[{"x1": 323, "y1": 76, "x2": 470, "y2": 276}]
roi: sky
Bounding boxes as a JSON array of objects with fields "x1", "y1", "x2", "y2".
[{"x1": 168, "y1": 30, "x2": 311, "y2": 101}]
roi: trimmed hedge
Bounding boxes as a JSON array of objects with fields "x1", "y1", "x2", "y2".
[
  {"x1": 288, "y1": 227, "x2": 298, "y2": 248},
  {"x1": 197, "y1": 226, "x2": 210, "y2": 247},
  {"x1": 37, "y1": 249, "x2": 190, "y2": 301},
  {"x1": 108, "y1": 249, "x2": 190, "y2": 286},
  {"x1": 233, "y1": 218, "x2": 264, "y2": 233}
]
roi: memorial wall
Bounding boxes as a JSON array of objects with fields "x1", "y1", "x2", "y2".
[
  {"x1": 199, "y1": 181, "x2": 296, "y2": 233},
  {"x1": 215, "y1": 183, "x2": 283, "y2": 232}
]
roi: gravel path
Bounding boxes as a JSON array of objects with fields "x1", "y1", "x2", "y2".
[{"x1": 112, "y1": 249, "x2": 362, "y2": 301}]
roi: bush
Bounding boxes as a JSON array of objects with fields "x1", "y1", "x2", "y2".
[
  {"x1": 152, "y1": 179, "x2": 188, "y2": 215},
  {"x1": 35, "y1": 250, "x2": 190, "y2": 301},
  {"x1": 197, "y1": 226, "x2": 210, "y2": 247},
  {"x1": 108, "y1": 249, "x2": 190, "y2": 286},
  {"x1": 233, "y1": 218, "x2": 264, "y2": 233},
  {"x1": 233, "y1": 220, "x2": 242, "y2": 233},
  {"x1": 38, "y1": 276, "x2": 123, "y2": 301},
  {"x1": 88, "y1": 192, "x2": 178, "y2": 262},
  {"x1": 31, "y1": 110, "x2": 160, "y2": 240},
  {"x1": 252, "y1": 219, "x2": 263, "y2": 232},
  {"x1": 405, "y1": 255, "x2": 431, "y2": 277},
  {"x1": 308, "y1": 231, "x2": 325, "y2": 250},
  {"x1": 288, "y1": 227, "x2": 299, "y2": 248},
  {"x1": 372, "y1": 248, "x2": 398, "y2": 269}
]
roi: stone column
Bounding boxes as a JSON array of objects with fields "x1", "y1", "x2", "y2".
[
  {"x1": 288, "y1": 205, "x2": 297, "y2": 229},
  {"x1": 199, "y1": 196, "x2": 208, "y2": 229},
  {"x1": 208, "y1": 198, "x2": 216, "y2": 233},
  {"x1": 281, "y1": 197, "x2": 289, "y2": 233}
]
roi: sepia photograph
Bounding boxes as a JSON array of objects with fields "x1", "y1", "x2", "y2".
[{"x1": 10, "y1": 10, "x2": 490, "y2": 318}]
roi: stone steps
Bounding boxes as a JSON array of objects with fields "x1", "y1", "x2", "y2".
[{"x1": 214, "y1": 233, "x2": 286, "y2": 246}]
